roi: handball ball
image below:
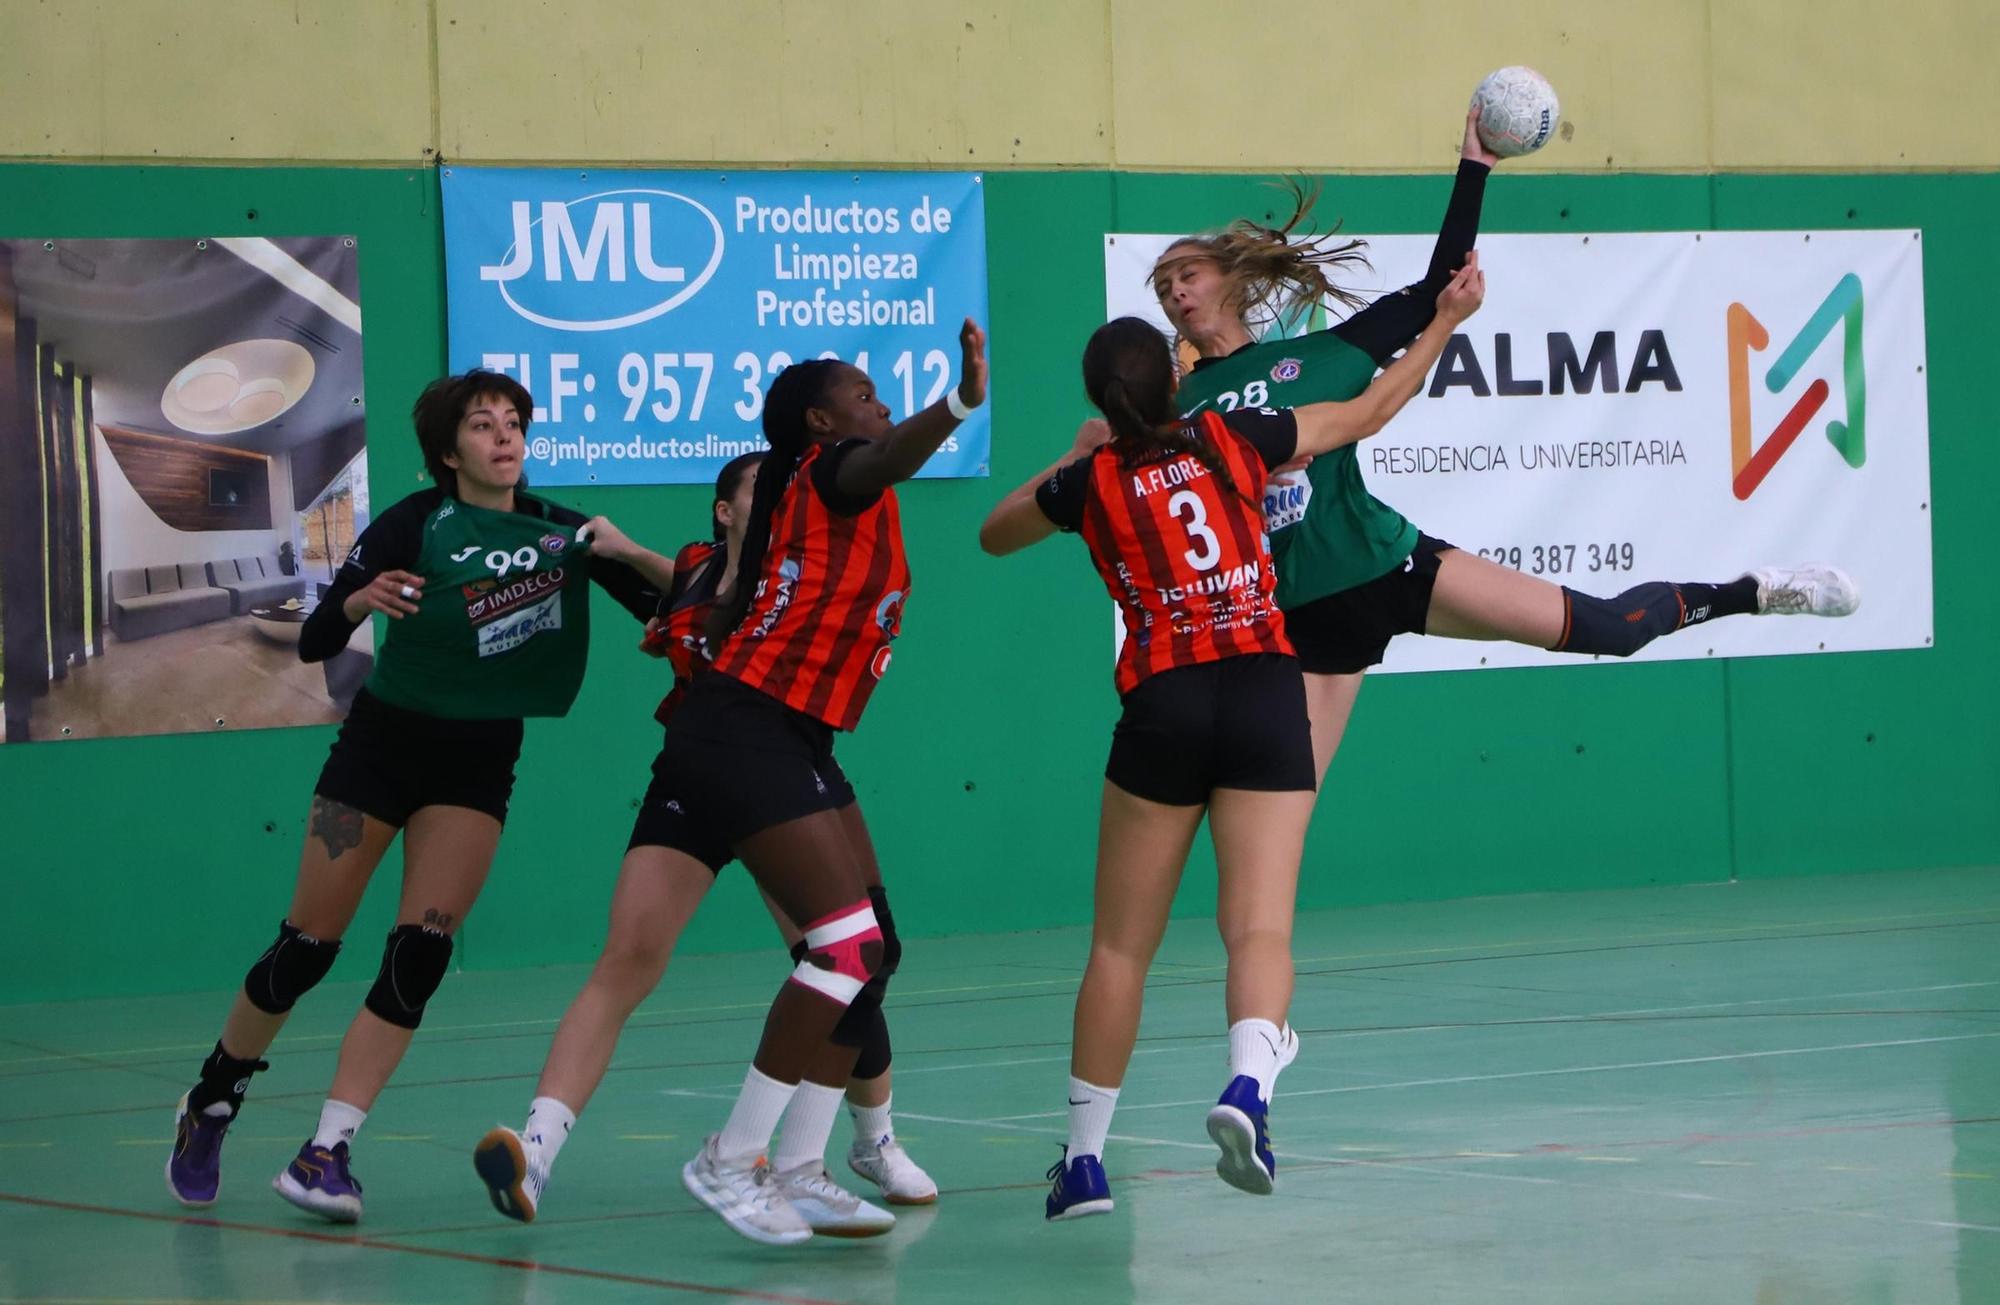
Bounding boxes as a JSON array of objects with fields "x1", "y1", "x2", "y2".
[{"x1": 1472, "y1": 66, "x2": 1560, "y2": 157}]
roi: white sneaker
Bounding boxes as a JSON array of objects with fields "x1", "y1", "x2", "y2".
[
  {"x1": 772, "y1": 1161, "x2": 896, "y2": 1237},
  {"x1": 474, "y1": 1126, "x2": 547, "y2": 1223},
  {"x1": 681, "y1": 1135, "x2": 813, "y2": 1246},
  {"x1": 1749, "y1": 565, "x2": 1860, "y2": 617},
  {"x1": 847, "y1": 1134, "x2": 939, "y2": 1206}
]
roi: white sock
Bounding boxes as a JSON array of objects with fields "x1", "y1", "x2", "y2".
[
  {"x1": 716, "y1": 1066, "x2": 798, "y2": 1161},
  {"x1": 1228, "y1": 1018, "x2": 1293, "y2": 1103},
  {"x1": 524, "y1": 1096, "x2": 577, "y2": 1170},
  {"x1": 771, "y1": 1080, "x2": 845, "y2": 1174},
  {"x1": 311, "y1": 1099, "x2": 366, "y2": 1150},
  {"x1": 1065, "y1": 1077, "x2": 1119, "y2": 1161},
  {"x1": 849, "y1": 1094, "x2": 894, "y2": 1148}
]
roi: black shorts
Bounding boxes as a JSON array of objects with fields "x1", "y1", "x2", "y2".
[
  {"x1": 645, "y1": 673, "x2": 857, "y2": 851},
  {"x1": 1106, "y1": 653, "x2": 1316, "y2": 806},
  {"x1": 313, "y1": 687, "x2": 525, "y2": 827},
  {"x1": 627, "y1": 728, "x2": 736, "y2": 875},
  {"x1": 1283, "y1": 533, "x2": 1456, "y2": 675}
]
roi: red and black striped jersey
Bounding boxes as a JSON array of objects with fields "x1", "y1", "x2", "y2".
[
  {"x1": 711, "y1": 441, "x2": 911, "y2": 731},
  {"x1": 1038, "y1": 408, "x2": 1297, "y2": 694},
  {"x1": 640, "y1": 539, "x2": 722, "y2": 726}
]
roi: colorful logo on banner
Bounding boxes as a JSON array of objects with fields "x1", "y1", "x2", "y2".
[{"x1": 1726, "y1": 273, "x2": 1866, "y2": 500}]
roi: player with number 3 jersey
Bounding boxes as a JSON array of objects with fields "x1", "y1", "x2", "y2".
[{"x1": 978, "y1": 283, "x2": 1479, "y2": 1219}]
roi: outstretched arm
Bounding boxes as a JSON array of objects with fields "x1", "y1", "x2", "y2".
[
  {"x1": 1331, "y1": 109, "x2": 1495, "y2": 367},
  {"x1": 979, "y1": 420, "x2": 1110, "y2": 556},
  {"x1": 1292, "y1": 255, "x2": 1485, "y2": 456},
  {"x1": 833, "y1": 319, "x2": 989, "y2": 498}
]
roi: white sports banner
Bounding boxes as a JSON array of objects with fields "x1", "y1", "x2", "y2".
[{"x1": 1104, "y1": 230, "x2": 1932, "y2": 672}]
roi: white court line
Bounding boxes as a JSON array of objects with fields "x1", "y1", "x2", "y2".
[
  {"x1": 668, "y1": 1046, "x2": 1186, "y2": 1096},
  {"x1": 6, "y1": 920, "x2": 1991, "y2": 1066},
  {"x1": 658, "y1": 984, "x2": 1995, "y2": 1097},
  {"x1": 892, "y1": 1109, "x2": 2000, "y2": 1236},
  {"x1": 0, "y1": 974, "x2": 1085, "y2": 1068},
  {"x1": 988, "y1": 1030, "x2": 2000, "y2": 1120},
  {"x1": 1301, "y1": 980, "x2": 2000, "y2": 1045}
]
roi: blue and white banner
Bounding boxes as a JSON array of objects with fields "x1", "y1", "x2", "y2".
[{"x1": 442, "y1": 169, "x2": 989, "y2": 486}]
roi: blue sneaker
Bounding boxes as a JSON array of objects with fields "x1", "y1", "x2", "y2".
[
  {"x1": 273, "y1": 1140, "x2": 364, "y2": 1222},
  {"x1": 1044, "y1": 1148, "x2": 1113, "y2": 1221},
  {"x1": 1205, "y1": 1075, "x2": 1276, "y2": 1195},
  {"x1": 166, "y1": 1092, "x2": 231, "y2": 1207}
]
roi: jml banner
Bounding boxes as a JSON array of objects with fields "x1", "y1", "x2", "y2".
[
  {"x1": 1105, "y1": 230, "x2": 1931, "y2": 672},
  {"x1": 443, "y1": 169, "x2": 990, "y2": 486}
]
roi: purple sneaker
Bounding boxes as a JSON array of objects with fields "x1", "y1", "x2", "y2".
[
  {"x1": 166, "y1": 1092, "x2": 232, "y2": 1207},
  {"x1": 272, "y1": 1140, "x2": 364, "y2": 1222}
]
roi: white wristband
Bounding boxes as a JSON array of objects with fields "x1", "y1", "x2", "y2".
[{"x1": 946, "y1": 387, "x2": 974, "y2": 421}]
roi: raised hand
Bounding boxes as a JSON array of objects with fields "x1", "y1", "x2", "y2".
[
  {"x1": 1437, "y1": 250, "x2": 1485, "y2": 324},
  {"x1": 956, "y1": 318, "x2": 989, "y2": 409}
]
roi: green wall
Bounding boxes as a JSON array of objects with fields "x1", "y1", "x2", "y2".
[{"x1": 1, "y1": 165, "x2": 1993, "y2": 1004}]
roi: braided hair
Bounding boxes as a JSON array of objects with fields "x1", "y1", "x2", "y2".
[{"x1": 704, "y1": 360, "x2": 842, "y2": 648}]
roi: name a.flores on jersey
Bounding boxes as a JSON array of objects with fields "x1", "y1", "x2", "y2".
[{"x1": 1131, "y1": 457, "x2": 1211, "y2": 497}]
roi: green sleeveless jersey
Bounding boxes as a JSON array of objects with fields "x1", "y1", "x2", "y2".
[
  {"x1": 342, "y1": 489, "x2": 599, "y2": 719},
  {"x1": 1174, "y1": 330, "x2": 1420, "y2": 606}
]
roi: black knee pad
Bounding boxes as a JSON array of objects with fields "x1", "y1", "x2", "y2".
[
  {"x1": 242, "y1": 921, "x2": 343, "y2": 1015},
  {"x1": 1554, "y1": 583, "x2": 1684, "y2": 658},
  {"x1": 830, "y1": 977, "x2": 886, "y2": 1050},
  {"x1": 851, "y1": 1004, "x2": 892, "y2": 1079},
  {"x1": 867, "y1": 885, "x2": 902, "y2": 977},
  {"x1": 363, "y1": 924, "x2": 454, "y2": 1030}
]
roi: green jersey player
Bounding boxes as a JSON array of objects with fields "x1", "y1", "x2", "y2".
[
  {"x1": 1153, "y1": 106, "x2": 1857, "y2": 782},
  {"x1": 167, "y1": 370, "x2": 676, "y2": 1225}
]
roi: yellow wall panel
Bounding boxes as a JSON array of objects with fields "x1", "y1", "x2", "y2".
[
  {"x1": 1711, "y1": 0, "x2": 2000, "y2": 169},
  {"x1": 1, "y1": 0, "x2": 1995, "y2": 169},
  {"x1": 434, "y1": 0, "x2": 1114, "y2": 165},
  {"x1": 1108, "y1": 0, "x2": 1714, "y2": 171},
  {"x1": 0, "y1": 0, "x2": 432, "y2": 161}
]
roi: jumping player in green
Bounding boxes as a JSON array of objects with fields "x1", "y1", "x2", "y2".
[
  {"x1": 1154, "y1": 106, "x2": 1859, "y2": 780},
  {"x1": 165, "y1": 370, "x2": 676, "y2": 1223}
]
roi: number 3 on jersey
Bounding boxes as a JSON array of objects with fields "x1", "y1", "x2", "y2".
[{"x1": 1168, "y1": 490, "x2": 1222, "y2": 572}]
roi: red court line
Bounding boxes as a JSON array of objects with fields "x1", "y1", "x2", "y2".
[{"x1": 0, "y1": 1191, "x2": 851, "y2": 1305}]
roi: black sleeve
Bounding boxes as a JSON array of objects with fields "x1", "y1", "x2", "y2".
[
  {"x1": 811, "y1": 439, "x2": 886, "y2": 517},
  {"x1": 298, "y1": 490, "x2": 433, "y2": 663},
  {"x1": 539, "y1": 498, "x2": 663, "y2": 623},
  {"x1": 1033, "y1": 456, "x2": 1093, "y2": 532},
  {"x1": 1331, "y1": 159, "x2": 1490, "y2": 367},
  {"x1": 1220, "y1": 407, "x2": 1299, "y2": 471}
]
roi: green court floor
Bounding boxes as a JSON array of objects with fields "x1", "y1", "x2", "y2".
[{"x1": 3, "y1": 866, "x2": 1997, "y2": 1303}]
